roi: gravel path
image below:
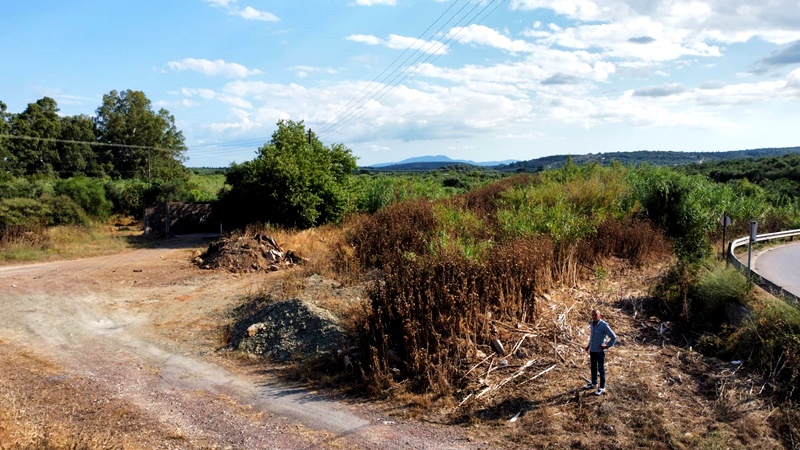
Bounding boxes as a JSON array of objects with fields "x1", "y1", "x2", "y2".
[{"x1": 0, "y1": 235, "x2": 482, "y2": 449}]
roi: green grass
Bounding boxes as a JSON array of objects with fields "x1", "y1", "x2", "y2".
[{"x1": 0, "y1": 223, "x2": 135, "y2": 263}]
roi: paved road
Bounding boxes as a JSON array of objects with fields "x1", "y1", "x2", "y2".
[{"x1": 753, "y1": 241, "x2": 800, "y2": 298}]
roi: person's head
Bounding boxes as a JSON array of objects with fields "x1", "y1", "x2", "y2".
[{"x1": 591, "y1": 309, "x2": 600, "y2": 322}]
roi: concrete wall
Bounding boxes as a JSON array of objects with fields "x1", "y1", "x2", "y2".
[{"x1": 143, "y1": 202, "x2": 218, "y2": 237}]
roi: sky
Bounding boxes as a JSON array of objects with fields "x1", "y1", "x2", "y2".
[{"x1": 2, "y1": 0, "x2": 800, "y2": 168}]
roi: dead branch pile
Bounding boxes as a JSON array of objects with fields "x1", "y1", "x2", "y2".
[{"x1": 194, "y1": 233, "x2": 306, "y2": 273}]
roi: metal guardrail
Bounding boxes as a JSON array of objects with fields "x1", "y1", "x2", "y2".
[{"x1": 728, "y1": 229, "x2": 800, "y2": 306}]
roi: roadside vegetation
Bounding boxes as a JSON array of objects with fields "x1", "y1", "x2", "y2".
[{"x1": 4, "y1": 93, "x2": 800, "y2": 447}]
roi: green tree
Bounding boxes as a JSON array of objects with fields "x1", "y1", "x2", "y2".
[
  {"x1": 94, "y1": 90, "x2": 187, "y2": 181},
  {"x1": 57, "y1": 114, "x2": 101, "y2": 177},
  {"x1": 9, "y1": 97, "x2": 62, "y2": 177},
  {"x1": 220, "y1": 120, "x2": 358, "y2": 229},
  {"x1": 0, "y1": 100, "x2": 12, "y2": 174}
]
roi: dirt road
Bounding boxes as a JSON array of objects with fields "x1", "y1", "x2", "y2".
[{"x1": 0, "y1": 235, "x2": 478, "y2": 449}]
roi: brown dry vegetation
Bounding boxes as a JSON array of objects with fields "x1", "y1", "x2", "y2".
[
  {"x1": 277, "y1": 222, "x2": 786, "y2": 448},
  {"x1": 0, "y1": 343, "x2": 180, "y2": 450},
  {"x1": 304, "y1": 177, "x2": 789, "y2": 448},
  {"x1": 214, "y1": 176, "x2": 796, "y2": 448}
]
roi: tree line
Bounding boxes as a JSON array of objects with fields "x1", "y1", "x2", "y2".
[
  {"x1": 683, "y1": 152, "x2": 800, "y2": 202},
  {"x1": 0, "y1": 90, "x2": 186, "y2": 181}
]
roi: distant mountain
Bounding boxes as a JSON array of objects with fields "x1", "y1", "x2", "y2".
[
  {"x1": 357, "y1": 146, "x2": 800, "y2": 173},
  {"x1": 366, "y1": 155, "x2": 518, "y2": 170},
  {"x1": 496, "y1": 147, "x2": 800, "y2": 172}
]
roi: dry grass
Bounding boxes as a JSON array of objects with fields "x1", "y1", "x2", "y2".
[
  {"x1": 0, "y1": 343, "x2": 171, "y2": 450},
  {"x1": 229, "y1": 223, "x2": 369, "y2": 339},
  {"x1": 442, "y1": 262, "x2": 784, "y2": 449},
  {"x1": 0, "y1": 219, "x2": 138, "y2": 263}
]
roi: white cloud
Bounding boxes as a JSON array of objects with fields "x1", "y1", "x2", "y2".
[
  {"x1": 449, "y1": 25, "x2": 536, "y2": 53},
  {"x1": 347, "y1": 34, "x2": 382, "y2": 46},
  {"x1": 177, "y1": 87, "x2": 254, "y2": 109},
  {"x1": 204, "y1": 0, "x2": 278, "y2": 22},
  {"x1": 510, "y1": 0, "x2": 800, "y2": 45},
  {"x1": 204, "y1": 0, "x2": 235, "y2": 7},
  {"x1": 788, "y1": 68, "x2": 800, "y2": 88},
  {"x1": 209, "y1": 108, "x2": 260, "y2": 133},
  {"x1": 218, "y1": 96, "x2": 254, "y2": 109},
  {"x1": 237, "y1": 6, "x2": 278, "y2": 21},
  {"x1": 289, "y1": 65, "x2": 339, "y2": 78},
  {"x1": 166, "y1": 58, "x2": 261, "y2": 78},
  {"x1": 182, "y1": 87, "x2": 217, "y2": 99},
  {"x1": 189, "y1": 63, "x2": 800, "y2": 166},
  {"x1": 186, "y1": 0, "x2": 800, "y2": 164},
  {"x1": 346, "y1": 34, "x2": 448, "y2": 55}
]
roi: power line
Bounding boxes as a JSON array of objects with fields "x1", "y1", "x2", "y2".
[
  {"x1": 318, "y1": 0, "x2": 506, "y2": 140},
  {"x1": 0, "y1": 133, "x2": 256, "y2": 162},
  {"x1": 1, "y1": 1, "x2": 509, "y2": 162},
  {"x1": 317, "y1": 0, "x2": 487, "y2": 138},
  {"x1": 315, "y1": 0, "x2": 471, "y2": 136},
  {"x1": 0, "y1": 134, "x2": 177, "y2": 152},
  {"x1": 200, "y1": 0, "x2": 494, "y2": 154}
]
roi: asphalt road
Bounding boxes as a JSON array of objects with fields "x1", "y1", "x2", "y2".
[{"x1": 753, "y1": 241, "x2": 800, "y2": 298}]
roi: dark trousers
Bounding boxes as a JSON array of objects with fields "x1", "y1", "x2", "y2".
[{"x1": 590, "y1": 351, "x2": 606, "y2": 388}]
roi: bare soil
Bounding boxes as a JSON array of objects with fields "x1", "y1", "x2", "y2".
[{"x1": 0, "y1": 234, "x2": 477, "y2": 449}]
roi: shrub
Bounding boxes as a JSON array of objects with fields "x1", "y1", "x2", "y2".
[
  {"x1": 582, "y1": 217, "x2": 670, "y2": 266},
  {"x1": 689, "y1": 262, "x2": 753, "y2": 327},
  {"x1": 627, "y1": 167, "x2": 718, "y2": 263},
  {"x1": 54, "y1": 176, "x2": 112, "y2": 220},
  {"x1": 350, "y1": 198, "x2": 437, "y2": 268},
  {"x1": 104, "y1": 179, "x2": 148, "y2": 217},
  {"x1": 0, "y1": 197, "x2": 50, "y2": 229},
  {"x1": 356, "y1": 176, "x2": 395, "y2": 214},
  {"x1": 727, "y1": 298, "x2": 800, "y2": 400},
  {"x1": 0, "y1": 177, "x2": 54, "y2": 200},
  {"x1": 42, "y1": 194, "x2": 89, "y2": 226},
  {"x1": 0, "y1": 197, "x2": 50, "y2": 243}
]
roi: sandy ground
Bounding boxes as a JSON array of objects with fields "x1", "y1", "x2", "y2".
[{"x1": 0, "y1": 234, "x2": 480, "y2": 449}]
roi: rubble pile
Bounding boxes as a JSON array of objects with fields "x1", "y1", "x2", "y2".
[{"x1": 194, "y1": 233, "x2": 306, "y2": 273}]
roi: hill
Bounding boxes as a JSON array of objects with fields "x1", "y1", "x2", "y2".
[
  {"x1": 499, "y1": 146, "x2": 800, "y2": 172},
  {"x1": 366, "y1": 155, "x2": 517, "y2": 171}
]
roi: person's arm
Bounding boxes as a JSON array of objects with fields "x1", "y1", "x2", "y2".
[{"x1": 604, "y1": 323, "x2": 617, "y2": 349}]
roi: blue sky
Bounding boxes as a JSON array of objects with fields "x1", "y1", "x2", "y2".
[{"x1": 2, "y1": 0, "x2": 800, "y2": 167}]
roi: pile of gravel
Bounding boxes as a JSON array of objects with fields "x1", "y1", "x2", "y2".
[{"x1": 238, "y1": 298, "x2": 346, "y2": 362}]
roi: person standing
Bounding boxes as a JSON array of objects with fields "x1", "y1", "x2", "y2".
[{"x1": 583, "y1": 309, "x2": 617, "y2": 395}]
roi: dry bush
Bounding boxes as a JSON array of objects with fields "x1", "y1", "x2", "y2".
[
  {"x1": 0, "y1": 224, "x2": 47, "y2": 251},
  {"x1": 349, "y1": 198, "x2": 437, "y2": 269},
  {"x1": 360, "y1": 236, "x2": 553, "y2": 396},
  {"x1": 770, "y1": 404, "x2": 800, "y2": 449},
  {"x1": 581, "y1": 217, "x2": 671, "y2": 266}
]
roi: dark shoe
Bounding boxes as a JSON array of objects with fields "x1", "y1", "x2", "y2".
[{"x1": 583, "y1": 383, "x2": 597, "y2": 390}]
